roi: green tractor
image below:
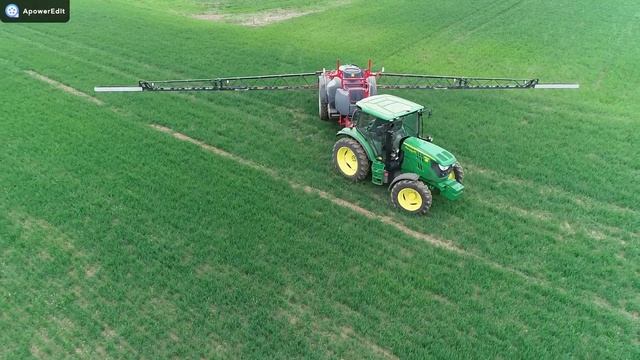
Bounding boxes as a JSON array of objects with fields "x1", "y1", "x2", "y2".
[{"x1": 332, "y1": 94, "x2": 463, "y2": 214}]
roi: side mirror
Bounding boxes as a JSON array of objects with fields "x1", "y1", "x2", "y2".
[{"x1": 419, "y1": 109, "x2": 432, "y2": 141}]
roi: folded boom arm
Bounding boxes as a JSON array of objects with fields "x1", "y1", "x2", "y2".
[
  {"x1": 377, "y1": 73, "x2": 578, "y2": 90},
  {"x1": 95, "y1": 72, "x2": 321, "y2": 92}
]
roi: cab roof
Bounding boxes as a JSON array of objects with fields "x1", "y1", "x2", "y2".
[{"x1": 356, "y1": 94, "x2": 424, "y2": 121}]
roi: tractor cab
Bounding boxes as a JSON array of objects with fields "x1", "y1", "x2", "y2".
[{"x1": 352, "y1": 94, "x2": 424, "y2": 169}]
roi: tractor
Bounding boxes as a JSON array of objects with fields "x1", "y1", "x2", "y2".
[
  {"x1": 95, "y1": 60, "x2": 577, "y2": 214},
  {"x1": 332, "y1": 94, "x2": 462, "y2": 213}
]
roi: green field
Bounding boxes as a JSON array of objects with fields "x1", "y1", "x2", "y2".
[{"x1": 1, "y1": 0, "x2": 639, "y2": 358}]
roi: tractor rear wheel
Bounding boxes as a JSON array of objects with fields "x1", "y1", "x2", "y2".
[
  {"x1": 318, "y1": 76, "x2": 329, "y2": 121},
  {"x1": 448, "y1": 163, "x2": 464, "y2": 183},
  {"x1": 390, "y1": 180, "x2": 432, "y2": 214},
  {"x1": 332, "y1": 138, "x2": 369, "y2": 182},
  {"x1": 319, "y1": 97, "x2": 329, "y2": 120}
]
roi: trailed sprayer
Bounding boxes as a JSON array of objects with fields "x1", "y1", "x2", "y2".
[{"x1": 96, "y1": 60, "x2": 578, "y2": 214}]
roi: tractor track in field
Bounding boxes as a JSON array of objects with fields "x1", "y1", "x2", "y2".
[
  {"x1": 467, "y1": 163, "x2": 640, "y2": 219},
  {"x1": 24, "y1": 70, "x2": 104, "y2": 106},
  {"x1": 3, "y1": 29, "x2": 173, "y2": 91},
  {"x1": 8, "y1": 211, "x2": 141, "y2": 357},
  {"x1": 382, "y1": 0, "x2": 506, "y2": 59},
  {"x1": 452, "y1": 0, "x2": 525, "y2": 43}
]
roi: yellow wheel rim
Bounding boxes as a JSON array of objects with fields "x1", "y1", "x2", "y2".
[
  {"x1": 336, "y1": 146, "x2": 358, "y2": 176},
  {"x1": 397, "y1": 188, "x2": 423, "y2": 211},
  {"x1": 448, "y1": 171, "x2": 456, "y2": 180}
]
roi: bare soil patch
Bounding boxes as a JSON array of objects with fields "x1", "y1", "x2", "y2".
[
  {"x1": 191, "y1": 14, "x2": 225, "y2": 22},
  {"x1": 85, "y1": 264, "x2": 100, "y2": 278},
  {"x1": 193, "y1": 9, "x2": 315, "y2": 27},
  {"x1": 235, "y1": 9, "x2": 315, "y2": 27},
  {"x1": 192, "y1": 1, "x2": 352, "y2": 27},
  {"x1": 30, "y1": 345, "x2": 44, "y2": 359}
]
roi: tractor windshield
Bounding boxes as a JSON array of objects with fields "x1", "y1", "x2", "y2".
[
  {"x1": 354, "y1": 109, "x2": 423, "y2": 158},
  {"x1": 398, "y1": 111, "x2": 421, "y2": 137},
  {"x1": 355, "y1": 110, "x2": 387, "y2": 156},
  {"x1": 386, "y1": 111, "x2": 421, "y2": 151}
]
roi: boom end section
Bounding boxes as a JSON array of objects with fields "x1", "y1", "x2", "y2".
[
  {"x1": 94, "y1": 86, "x2": 144, "y2": 92},
  {"x1": 534, "y1": 83, "x2": 579, "y2": 89}
]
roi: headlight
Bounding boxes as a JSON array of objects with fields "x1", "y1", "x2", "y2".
[
  {"x1": 431, "y1": 161, "x2": 454, "y2": 178},
  {"x1": 437, "y1": 164, "x2": 451, "y2": 171}
]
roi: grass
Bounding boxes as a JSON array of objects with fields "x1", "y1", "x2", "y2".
[{"x1": 0, "y1": 0, "x2": 638, "y2": 358}]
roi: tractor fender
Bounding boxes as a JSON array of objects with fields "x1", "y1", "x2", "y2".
[
  {"x1": 388, "y1": 173, "x2": 420, "y2": 190},
  {"x1": 336, "y1": 128, "x2": 376, "y2": 162}
]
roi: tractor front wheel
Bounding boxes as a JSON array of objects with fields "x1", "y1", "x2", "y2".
[
  {"x1": 448, "y1": 163, "x2": 464, "y2": 183},
  {"x1": 390, "y1": 180, "x2": 432, "y2": 214},
  {"x1": 332, "y1": 138, "x2": 369, "y2": 182}
]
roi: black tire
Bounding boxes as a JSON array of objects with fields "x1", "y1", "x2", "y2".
[
  {"x1": 332, "y1": 137, "x2": 370, "y2": 182},
  {"x1": 319, "y1": 98, "x2": 329, "y2": 121},
  {"x1": 390, "y1": 180, "x2": 432, "y2": 214},
  {"x1": 318, "y1": 76, "x2": 329, "y2": 121},
  {"x1": 451, "y1": 162, "x2": 464, "y2": 183}
]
